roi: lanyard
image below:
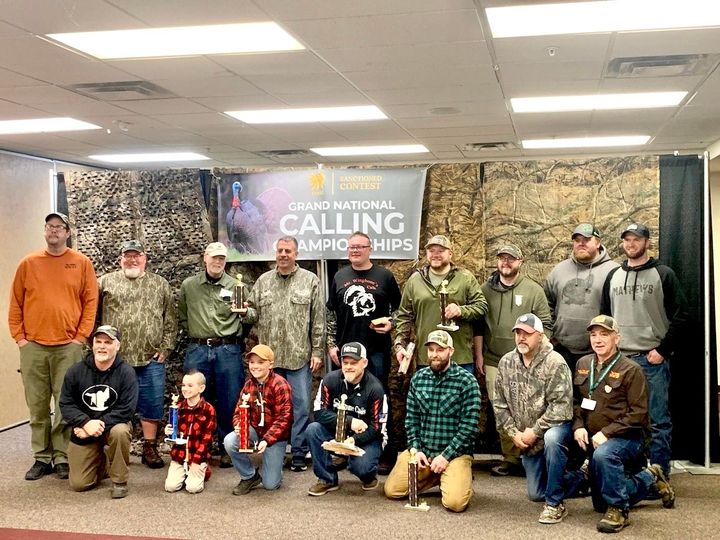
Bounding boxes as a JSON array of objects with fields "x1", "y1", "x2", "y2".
[{"x1": 589, "y1": 352, "x2": 621, "y2": 394}]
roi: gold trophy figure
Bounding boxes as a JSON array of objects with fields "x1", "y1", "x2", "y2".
[
  {"x1": 230, "y1": 273, "x2": 246, "y2": 312},
  {"x1": 322, "y1": 394, "x2": 365, "y2": 457},
  {"x1": 404, "y1": 448, "x2": 430, "y2": 511},
  {"x1": 436, "y1": 280, "x2": 459, "y2": 332}
]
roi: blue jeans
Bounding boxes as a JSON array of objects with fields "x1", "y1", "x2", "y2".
[
  {"x1": 184, "y1": 344, "x2": 244, "y2": 443},
  {"x1": 134, "y1": 360, "x2": 166, "y2": 421},
  {"x1": 458, "y1": 363, "x2": 475, "y2": 376},
  {"x1": 223, "y1": 427, "x2": 286, "y2": 490},
  {"x1": 521, "y1": 423, "x2": 584, "y2": 506},
  {"x1": 305, "y1": 422, "x2": 381, "y2": 484},
  {"x1": 589, "y1": 436, "x2": 654, "y2": 512},
  {"x1": 275, "y1": 363, "x2": 311, "y2": 460},
  {"x1": 633, "y1": 354, "x2": 672, "y2": 475},
  {"x1": 367, "y1": 351, "x2": 390, "y2": 388}
]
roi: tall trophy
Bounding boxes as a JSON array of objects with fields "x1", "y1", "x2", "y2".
[
  {"x1": 165, "y1": 394, "x2": 187, "y2": 445},
  {"x1": 236, "y1": 393, "x2": 255, "y2": 453},
  {"x1": 436, "y1": 280, "x2": 459, "y2": 332},
  {"x1": 321, "y1": 394, "x2": 365, "y2": 457},
  {"x1": 404, "y1": 448, "x2": 430, "y2": 511},
  {"x1": 230, "y1": 273, "x2": 246, "y2": 312}
]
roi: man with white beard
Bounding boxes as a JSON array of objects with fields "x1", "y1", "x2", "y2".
[{"x1": 98, "y1": 240, "x2": 177, "y2": 469}]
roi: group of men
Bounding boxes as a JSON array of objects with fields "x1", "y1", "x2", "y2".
[{"x1": 9, "y1": 212, "x2": 686, "y2": 533}]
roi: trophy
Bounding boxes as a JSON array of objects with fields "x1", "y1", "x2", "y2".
[
  {"x1": 321, "y1": 394, "x2": 365, "y2": 457},
  {"x1": 236, "y1": 393, "x2": 255, "y2": 453},
  {"x1": 165, "y1": 394, "x2": 187, "y2": 445},
  {"x1": 404, "y1": 448, "x2": 430, "y2": 511},
  {"x1": 335, "y1": 394, "x2": 348, "y2": 443},
  {"x1": 230, "y1": 273, "x2": 246, "y2": 312},
  {"x1": 436, "y1": 280, "x2": 459, "y2": 332},
  {"x1": 397, "y1": 342, "x2": 415, "y2": 375}
]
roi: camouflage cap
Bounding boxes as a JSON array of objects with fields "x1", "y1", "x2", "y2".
[
  {"x1": 121, "y1": 240, "x2": 145, "y2": 254},
  {"x1": 341, "y1": 341, "x2": 367, "y2": 361},
  {"x1": 621, "y1": 223, "x2": 650, "y2": 239},
  {"x1": 424, "y1": 235, "x2": 451, "y2": 250},
  {"x1": 205, "y1": 242, "x2": 228, "y2": 257},
  {"x1": 45, "y1": 212, "x2": 69, "y2": 228},
  {"x1": 572, "y1": 223, "x2": 601, "y2": 239},
  {"x1": 248, "y1": 344, "x2": 275, "y2": 363},
  {"x1": 424, "y1": 329, "x2": 454, "y2": 349},
  {"x1": 512, "y1": 313, "x2": 543, "y2": 334},
  {"x1": 92, "y1": 324, "x2": 121, "y2": 342},
  {"x1": 587, "y1": 314, "x2": 619, "y2": 333},
  {"x1": 497, "y1": 243, "x2": 523, "y2": 259}
]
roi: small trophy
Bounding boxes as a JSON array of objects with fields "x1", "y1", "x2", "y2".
[
  {"x1": 404, "y1": 448, "x2": 430, "y2": 511},
  {"x1": 165, "y1": 395, "x2": 187, "y2": 445},
  {"x1": 322, "y1": 394, "x2": 365, "y2": 457},
  {"x1": 397, "y1": 342, "x2": 415, "y2": 375},
  {"x1": 230, "y1": 273, "x2": 246, "y2": 312},
  {"x1": 436, "y1": 280, "x2": 459, "y2": 332},
  {"x1": 236, "y1": 393, "x2": 255, "y2": 453}
]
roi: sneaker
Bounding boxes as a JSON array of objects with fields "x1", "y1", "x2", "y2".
[
  {"x1": 538, "y1": 503, "x2": 568, "y2": 524},
  {"x1": 290, "y1": 458, "x2": 308, "y2": 472},
  {"x1": 25, "y1": 460, "x2": 52, "y2": 481},
  {"x1": 597, "y1": 506, "x2": 629, "y2": 533},
  {"x1": 232, "y1": 472, "x2": 262, "y2": 495},
  {"x1": 111, "y1": 482, "x2": 128, "y2": 499},
  {"x1": 331, "y1": 455, "x2": 348, "y2": 471},
  {"x1": 307, "y1": 479, "x2": 339, "y2": 496},
  {"x1": 219, "y1": 454, "x2": 233, "y2": 468},
  {"x1": 491, "y1": 461, "x2": 525, "y2": 477},
  {"x1": 361, "y1": 477, "x2": 379, "y2": 491},
  {"x1": 647, "y1": 464, "x2": 676, "y2": 509},
  {"x1": 54, "y1": 462, "x2": 69, "y2": 480}
]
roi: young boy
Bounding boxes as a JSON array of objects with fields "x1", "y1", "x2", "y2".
[
  {"x1": 223, "y1": 344, "x2": 293, "y2": 495},
  {"x1": 164, "y1": 369, "x2": 217, "y2": 494}
]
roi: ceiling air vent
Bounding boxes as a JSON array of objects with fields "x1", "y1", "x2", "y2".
[
  {"x1": 605, "y1": 54, "x2": 719, "y2": 78},
  {"x1": 256, "y1": 149, "x2": 313, "y2": 158},
  {"x1": 462, "y1": 142, "x2": 516, "y2": 152},
  {"x1": 65, "y1": 81, "x2": 176, "y2": 101}
]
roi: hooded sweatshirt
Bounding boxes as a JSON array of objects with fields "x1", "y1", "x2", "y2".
[
  {"x1": 479, "y1": 272, "x2": 553, "y2": 368},
  {"x1": 601, "y1": 257, "x2": 688, "y2": 356},
  {"x1": 544, "y1": 247, "x2": 619, "y2": 354}
]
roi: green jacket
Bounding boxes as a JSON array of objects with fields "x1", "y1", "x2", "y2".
[
  {"x1": 179, "y1": 272, "x2": 243, "y2": 339},
  {"x1": 479, "y1": 272, "x2": 553, "y2": 368},
  {"x1": 395, "y1": 264, "x2": 487, "y2": 365}
]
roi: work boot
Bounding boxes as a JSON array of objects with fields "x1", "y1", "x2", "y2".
[
  {"x1": 141, "y1": 439, "x2": 164, "y2": 469},
  {"x1": 647, "y1": 464, "x2": 676, "y2": 509},
  {"x1": 25, "y1": 460, "x2": 52, "y2": 481},
  {"x1": 597, "y1": 506, "x2": 629, "y2": 533},
  {"x1": 111, "y1": 482, "x2": 128, "y2": 499}
]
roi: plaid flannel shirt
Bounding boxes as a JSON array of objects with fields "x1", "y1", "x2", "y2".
[
  {"x1": 169, "y1": 397, "x2": 217, "y2": 465},
  {"x1": 233, "y1": 370, "x2": 293, "y2": 447},
  {"x1": 406, "y1": 362, "x2": 481, "y2": 461}
]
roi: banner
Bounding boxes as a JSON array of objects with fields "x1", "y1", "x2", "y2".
[{"x1": 217, "y1": 168, "x2": 426, "y2": 261}]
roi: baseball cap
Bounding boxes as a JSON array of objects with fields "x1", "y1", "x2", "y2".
[
  {"x1": 497, "y1": 243, "x2": 523, "y2": 259},
  {"x1": 45, "y1": 212, "x2": 69, "y2": 228},
  {"x1": 121, "y1": 240, "x2": 145, "y2": 254},
  {"x1": 587, "y1": 314, "x2": 619, "y2": 333},
  {"x1": 248, "y1": 344, "x2": 275, "y2": 363},
  {"x1": 621, "y1": 223, "x2": 650, "y2": 239},
  {"x1": 92, "y1": 324, "x2": 121, "y2": 342},
  {"x1": 572, "y1": 223, "x2": 601, "y2": 239},
  {"x1": 424, "y1": 235, "x2": 452, "y2": 250},
  {"x1": 341, "y1": 342, "x2": 367, "y2": 361},
  {"x1": 424, "y1": 330, "x2": 454, "y2": 349},
  {"x1": 512, "y1": 313, "x2": 544, "y2": 334},
  {"x1": 205, "y1": 242, "x2": 228, "y2": 257}
]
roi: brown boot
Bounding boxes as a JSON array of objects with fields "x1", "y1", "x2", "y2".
[{"x1": 141, "y1": 439, "x2": 164, "y2": 469}]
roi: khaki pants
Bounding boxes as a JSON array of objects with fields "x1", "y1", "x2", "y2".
[
  {"x1": 68, "y1": 422, "x2": 131, "y2": 491},
  {"x1": 165, "y1": 461, "x2": 207, "y2": 494},
  {"x1": 19, "y1": 341, "x2": 83, "y2": 463},
  {"x1": 486, "y1": 365, "x2": 521, "y2": 466},
  {"x1": 383, "y1": 450, "x2": 474, "y2": 512}
]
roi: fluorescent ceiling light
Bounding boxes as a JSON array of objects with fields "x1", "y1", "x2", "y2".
[
  {"x1": 310, "y1": 144, "x2": 429, "y2": 156},
  {"x1": 512, "y1": 92, "x2": 687, "y2": 113},
  {"x1": 0, "y1": 117, "x2": 100, "y2": 135},
  {"x1": 487, "y1": 0, "x2": 720, "y2": 38},
  {"x1": 47, "y1": 22, "x2": 304, "y2": 59},
  {"x1": 522, "y1": 136, "x2": 651, "y2": 149},
  {"x1": 225, "y1": 106, "x2": 386, "y2": 124},
  {"x1": 89, "y1": 152, "x2": 210, "y2": 163}
]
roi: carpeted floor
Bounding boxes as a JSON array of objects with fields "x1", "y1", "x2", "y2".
[{"x1": 1, "y1": 424, "x2": 718, "y2": 540}]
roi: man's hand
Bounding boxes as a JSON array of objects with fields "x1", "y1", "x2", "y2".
[
  {"x1": 430, "y1": 454, "x2": 449, "y2": 474},
  {"x1": 310, "y1": 355, "x2": 323, "y2": 373},
  {"x1": 350, "y1": 418, "x2": 368, "y2": 434},
  {"x1": 83, "y1": 419, "x2": 105, "y2": 437},
  {"x1": 73, "y1": 426, "x2": 90, "y2": 439},
  {"x1": 415, "y1": 451, "x2": 430, "y2": 468},
  {"x1": 512, "y1": 431, "x2": 529, "y2": 450},
  {"x1": 370, "y1": 319, "x2": 393, "y2": 334},
  {"x1": 520, "y1": 428, "x2": 538, "y2": 446},
  {"x1": 574, "y1": 428, "x2": 589, "y2": 451},
  {"x1": 256, "y1": 440, "x2": 268, "y2": 454},
  {"x1": 154, "y1": 352, "x2": 167, "y2": 363},
  {"x1": 444, "y1": 303, "x2": 462, "y2": 320},
  {"x1": 591, "y1": 431, "x2": 608, "y2": 449},
  {"x1": 647, "y1": 349, "x2": 665, "y2": 365},
  {"x1": 474, "y1": 353, "x2": 485, "y2": 376},
  {"x1": 328, "y1": 346, "x2": 340, "y2": 367},
  {"x1": 17, "y1": 339, "x2": 29, "y2": 348}
]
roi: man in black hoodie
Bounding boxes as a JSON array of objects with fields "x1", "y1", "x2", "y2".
[
  {"x1": 59, "y1": 325, "x2": 139, "y2": 499},
  {"x1": 601, "y1": 223, "x2": 688, "y2": 477}
]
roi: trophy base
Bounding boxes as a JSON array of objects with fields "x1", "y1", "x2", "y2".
[
  {"x1": 230, "y1": 307, "x2": 246, "y2": 313},
  {"x1": 322, "y1": 440, "x2": 365, "y2": 457},
  {"x1": 404, "y1": 502, "x2": 430, "y2": 511},
  {"x1": 236, "y1": 448, "x2": 255, "y2": 453},
  {"x1": 165, "y1": 437, "x2": 187, "y2": 445},
  {"x1": 436, "y1": 323, "x2": 459, "y2": 332}
]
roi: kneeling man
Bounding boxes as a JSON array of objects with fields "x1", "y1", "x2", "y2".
[
  {"x1": 59, "y1": 325, "x2": 138, "y2": 498},
  {"x1": 384, "y1": 330, "x2": 480, "y2": 512}
]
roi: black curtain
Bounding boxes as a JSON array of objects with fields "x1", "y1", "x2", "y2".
[{"x1": 659, "y1": 154, "x2": 719, "y2": 464}]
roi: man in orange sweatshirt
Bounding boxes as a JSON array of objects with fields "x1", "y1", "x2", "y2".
[{"x1": 8, "y1": 212, "x2": 98, "y2": 481}]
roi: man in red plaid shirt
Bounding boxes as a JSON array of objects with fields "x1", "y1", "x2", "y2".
[
  {"x1": 224, "y1": 344, "x2": 293, "y2": 495},
  {"x1": 164, "y1": 370, "x2": 217, "y2": 494}
]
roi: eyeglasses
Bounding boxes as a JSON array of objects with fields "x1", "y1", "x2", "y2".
[
  {"x1": 44, "y1": 224, "x2": 67, "y2": 231},
  {"x1": 348, "y1": 245, "x2": 371, "y2": 251},
  {"x1": 122, "y1": 253, "x2": 144, "y2": 260},
  {"x1": 498, "y1": 255, "x2": 518, "y2": 262}
]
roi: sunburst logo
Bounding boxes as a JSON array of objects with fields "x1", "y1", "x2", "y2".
[{"x1": 309, "y1": 172, "x2": 325, "y2": 196}]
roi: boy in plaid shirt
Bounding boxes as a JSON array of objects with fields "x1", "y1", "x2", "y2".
[
  {"x1": 164, "y1": 370, "x2": 217, "y2": 494},
  {"x1": 224, "y1": 344, "x2": 293, "y2": 495}
]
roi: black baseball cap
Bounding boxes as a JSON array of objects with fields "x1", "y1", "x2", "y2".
[{"x1": 621, "y1": 223, "x2": 650, "y2": 239}]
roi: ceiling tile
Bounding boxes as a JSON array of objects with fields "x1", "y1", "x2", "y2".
[
  {"x1": 107, "y1": 0, "x2": 267, "y2": 26},
  {"x1": 115, "y1": 98, "x2": 213, "y2": 115}
]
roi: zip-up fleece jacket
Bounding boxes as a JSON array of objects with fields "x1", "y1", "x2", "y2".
[
  {"x1": 59, "y1": 352, "x2": 138, "y2": 446},
  {"x1": 544, "y1": 247, "x2": 619, "y2": 355},
  {"x1": 479, "y1": 272, "x2": 553, "y2": 368},
  {"x1": 395, "y1": 264, "x2": 487, "y2": 365},
  {"x1": 601, "y1": 257, "x2": 688, "y2": 356}
]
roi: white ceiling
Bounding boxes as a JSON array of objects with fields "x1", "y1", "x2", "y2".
[{"x1": 0, "y1": 0, "x2": 718, "y2": 168}]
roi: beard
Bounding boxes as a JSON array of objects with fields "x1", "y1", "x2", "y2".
[
  {"x1": 123, "y1": 267, "x2": 142, "y2": 279},
  {"x1": 429, "y1": 355, "x2": 450, "y2": 373},
  {"x1": 624, "y1": 245, "x2": 646, "y2": 260},
  {"x1": 517, "y1": 343, "x2": 530, "y2": 355}
]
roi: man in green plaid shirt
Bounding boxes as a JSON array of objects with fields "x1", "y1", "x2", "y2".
[{"x1": 384, "y1": 330, "x2": 480, "y2": 512}]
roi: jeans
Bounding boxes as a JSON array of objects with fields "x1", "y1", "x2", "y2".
[
  {"x1": 589, "y1": 436, "x2": 654, "y2": 512},
  {"x1": 134, "y1": 360, "x2": 166, "y2": 421},
  {"x1": 522, "y1": 423, "x2": 585, "y2": 506},
  {"x1": 184, "y1": 343, "x2": 244, "y2": 442},
  {"x1": 305, "y1": 422, "x2": 381, "y2": 485},
  {"x1": 275, "y1": 363, "x2": 311, "y2": 459},
  {"x1": 367, "y1": 351, "x2": 390, "y2": 388},
  {"x1": 458, "y1": 363, "x2": 475, "y2": 376},
  {"x1": 633, "y1": 354, "x2": 672, "y2": 475},
  {"x1": 223, "y1": 427, "x2": 286, "y2": 490}
]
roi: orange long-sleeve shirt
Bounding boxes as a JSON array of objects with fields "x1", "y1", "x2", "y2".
[{"x1": 9, "y1": 249, "x2": 98, "y2": 345}]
